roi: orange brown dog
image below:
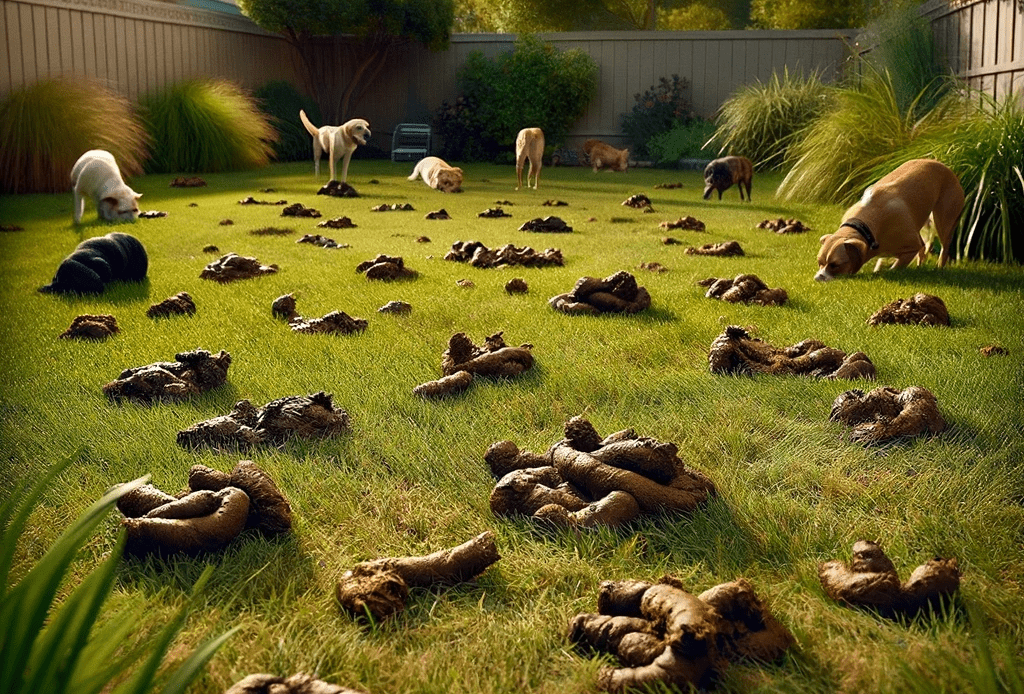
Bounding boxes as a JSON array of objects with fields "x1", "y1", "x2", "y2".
[
  {"x1": 815, "y1": 159, "x2": 964, "y2": 282},
  {"x1": 408, "y1": 156, "x2": 464, "y2": 193},
  {"x1": 703, "y1": 156, "x2": 753, "y2": 201},
  {"x1": 515, "y1": 127, "x2": 544, "y2": 190},
  {"x1": 582, "y1": 139, "x2": 629, "y2": 172}
]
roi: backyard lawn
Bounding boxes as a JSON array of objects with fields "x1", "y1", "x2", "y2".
[{"x1": 1, "y1": 159, "x2": 1022, "y2": 693}]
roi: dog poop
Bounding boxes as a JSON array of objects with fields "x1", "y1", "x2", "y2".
[
  {"x1": 299, "y1": 233, "x2": 346, "y2": 248},
  {"x1": 543, "y1": 200, "x2": 569, "y2": 206},
  {"x1": 654, "y1": 182, "x2": 683, "y2": 189},
  {"x1": 868, "y1": 293, "x2": 949, "y2": 326},
  {"x1": 520, "y1": 216, "x2": 573, "y2": 233},
  {"x1": 830, "y1": 385, "x2": 945, "y2": 445},
  {"x1": 444, "y1": 240, "x2": 564, "y2": 269},
  {"x1": 685, "y1": 241, "x2": 744, "y2": 256},
  {"x1": 478, "y1": 207, "x2": 512, "y2": 218},
  {"x1": 60, "y1": 314, "x2": 119, "y2": 340},
  {"x1": 336, "y1": 531, "x2": 500, "y2": 622},
  {"x1": 203, "y1": 244, "x2": 219, "y2": 253},
  {"x1": 317, "y1": 217, "x2": 357, "y2": 229},
  {"x1": 709, "y1": 326, "x2": 876, "y2": 380},
  {"x1": 201, "y1": 253, "x2": 278, "y2": 283},
  {"x1": 224, "y1": 674, "x2": 363, "y2": 694},
  {"x1": 290, "y1": 311, "x2": 368, "y2": 336},
  {"x1": 622, "y1": 194, "x2": 652, "y2": 209},
  {"x1": 757, "y1": 217, "x2": 810, "y2": 234},
  {"x1": 550, "y1": 271, "x2": 651, "y2": 316},
  {"x1": 414, "y1": 331, "x2": 534, "y2": 398},
  {"x1": 176, "y1": 391, "x2": 351, "y2": 450},
  {"x1": 250, "y1": 227, "x2": 293, "y2": 236},
  {"x1": 659, "y1": 216, "x2": 705, "y2": 231},
  {"x1": 272, "y1": 293, "x2": 298, "y2": 320},
  {"x1": 282, "y1": 203, "x2": 321, "y2": 218},
  {"x1": 238, "y1": 196, "x2": 287, "y2": 205},
  {"x1": 488, "y1": 416, "x2": 715, "y2": 528},
  {"x1": 505, "y1": 278, "x2": 528, "y2": 294},
  {"x1": 356, "y1": 254, "x2": 417, "y2": 281},
  {"x1": 570, "y1": 576, "x2": 793, "y2": 691},
  {"x1": 103, "y1": 349, "x2": 231, "y2": 404},
  {"x1": 981, "y1": 344, "x2": 1008, "y2": 357},
  {"x1": 169, "y1": 176, "x2": 206, "y2": 187},
  {"x1": 378, "y1": 300, "x2": 412, "y2": 315},
  {"x1": 425, "y1": 209, "x2": 451, "y2": 219},
  {"x1": 698, "y1": 274, "x2": 787, "y2": 306},
  {"x1": 317, "y1": 180, "x2": 359, "y2": 197},
  {"x1": 138, "y1": 210, "x2": 167, "y2": 219},
  {"x1": 819, "y1": 540, "x2": 960, "y2": 616},
  {"x1": 638, "y1": 262, "x2": 667, "y2": 273},
  {"x1": 371, "y1": 203, "x2": 414, "y2": 212},
  {"x1": 147, "y1": 292, "x2": 196, "y2": 319}
]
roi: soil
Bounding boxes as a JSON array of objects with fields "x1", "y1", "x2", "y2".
[
  {"x1": 170, "y1": 176, "x2": 206, "y2": 187},
  {"x1": 549, "y1": 271, "x2": 651, "y2": 315},
  {"x1": 238, "y1": 196, "x2": 287, "y2": 205},
  {"x1": 698, "y1": 274, "x2": 787, "y2": 306},
  {"x1": 224, "y1": 673, "x2": 363, "y2": 694},
  {"x1": 708, "y1": 325, "x2": 876, "y2": 380},
  {"x1": 829, "y1": 385, "x2": 946, "y2": 444},
  {"x1": 425, "y1": 209, "x2": 451, "y2": 219},
  {"x1": 298, "y1": 234, "x2": 345, "y2": 248},
  {"x1": 659, "y1": 216, "x2": 706, "y2": 231},
  {"x1": 282, "y1": 203, "x2": 321, "y2": 218},
  {"x1": 201, "y1": 253, "x2": 279, "y2": 282},
  {"x1": 356, "y1": 254, "x2": 417, "y2": 280},
  {"x1": 444, "y1": 241, "x2": 564, "y2": 269},
  {"x1": 378, "y1": 301, "x2": 412, "y2": 315},
  {"x1": 685, "y1": 241, "x2": 744, "y2": 257},
  {"x1": 147, "y1": 291, "x2": 196, "y2": 318},
  {"x1": 103, "y1": 348, "x2": 232, "y2": 404},
  {"x1": 519, "y1": 216, "x2": 573, "y2": 233},
  {"x1": 317, "y1": 180, "x2": 359, "y2": 197},
  {"x1": 317, "y1": 216, "x2": 357, "y2": 229},
  {"x1": 505, "y1": 278, "x2": 529, "y2": 294},
  {"x1": 290, "y1": 311, "x2": 368, "y2": 335},
  {"x1": 868, "y1": 293, "x2": 949, "y2": 326},
  {"x1": 59, "y1": 314, "x2": 119, "y2": 340},
  {"x1": 756, "y1": 218, "x2": 811, "y2": 234},
  {"x1": 478, "y1": 207, "x2": 512, "y2": 218},
  {"x1": 622, "y1": 194, "x2": 652, "y2": 209}
]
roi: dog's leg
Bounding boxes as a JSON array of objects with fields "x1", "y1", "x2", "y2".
[
  {"x1": 890, "y1": 250, "x2": 920, "y2": 270},
  {"x1": 73, "y1": 189, "x2": 85, "y2": 224},
  {"x1": 341, "y1": 151, "x2": 353, "y2": 184},
  {"x1": 312, "y1": 138, "x2": 322, "y2": 177},
  {"x1": 515, "y1": 153, "x2": 525, "y2": 190},
  {"x1": 532, "y1": 158, "x2": 541, "y2": 189},
  {"x1": 328, "y1": 141, "x2": 337, "y2": 182}
]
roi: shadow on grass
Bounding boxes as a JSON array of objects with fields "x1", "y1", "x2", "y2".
[{"x1": 824, "y1": 264, "x2": 1023, "y2": 295}]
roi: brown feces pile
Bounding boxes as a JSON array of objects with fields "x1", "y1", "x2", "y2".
[
  {"x1": 757, "y1": 218, "x2": 810, "y2": 234},
  {"x1": 487, "y1": 416, "x2": 715, "y2": 528},
  {"x1": 685, "y1": 241, "x2": 744, "y2": 257},
  {"x1": 317, "y1": 180, "x2": 359, "y2": 197},
  {"x1": 519, "y1": 216, "x2": 573, "y2": 233},
  {"x1": 103, "y1": 349, "x2": 231, "y2": 404},
  {"x1": 282, "y1": 203, "x2": 321, "y2": 218},
  {"x1": 698, "y1": 274, "x2": 787, "y2": 306},
  {"x1": 708, "y1": 326, "x2": 876, "y2": 380},
  {"x1": 176, "y1": 391, "x2": 351, "y2": 449},
  {"x1": 201, "y1": 253, "x2": 278, "y2": 283},
  {"x1": 549, "y1": 271, "x2": 651, "y2": 316},
  {"x1": 298, "y1": 233, "x2": 345, "y2": 248},
  {"x1": 622, "y1": 194, "x2": 652, "y2": 209},
  {"x1": 829, "y1": 386, "x2": 945, "y2": 444},
  {"x1": 414, "y1": 331, "x2": 534, "y2": 398},
  {"x1": 478, "y1": 207, "x2": 512, "y2": 218},
  {"x1": 225, "y1": 674, "x2": 363, "y2": 694},
  {"x1": 356, "y1": 254, "x2": 416, "y2": 281},
  {"x1": 570, "y1": 575, "x2": 794, "y2": 692},
  {"x1": 819, "y1": 540, "x2": 960, "y2": 616},
  {"x1": 444, "y1": 240, "x2": 564, "y2": 269},
  {"x1": 868, "y1": 293, "x2": 950, "y2": 326},
  {"x1": 147, "y1": 291, "x2": 196, "y2": 318},
  {"x1": 335, "y1": 531, "x2": 500, "y2": 622},
  {"x1": 116, "y1": 460, "x2": 291, "y2": 555},
  {"x1": 60, "y1": 314, "x2": 119, "y2": 340},
  {"x1": 659, "y1": 216, "x2": 706, "y2": 231},
  {"x1": 170, "y1": 176, "x2": 206, "y2": 187}
]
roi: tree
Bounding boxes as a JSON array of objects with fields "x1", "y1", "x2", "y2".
[
  {"x1": 659, "y1": 3, "x2": 732, "y2": 30},
  {"x1": 480, "y1": 0, "x2": 657, "y2": 31},
  {"x1": 750, "y1": 0, "x2": 873, "y2": 29},
  {"x1": 238, "y1": 0, "x2": 454, "y2": 122}
]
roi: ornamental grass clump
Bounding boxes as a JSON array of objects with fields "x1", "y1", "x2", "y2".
[
  {"x1": 141, "y1": 79, "x2": 277, "y2": 173},
  {"x1": 0, "y1": 78, "x2": 147, "y2": 193}
]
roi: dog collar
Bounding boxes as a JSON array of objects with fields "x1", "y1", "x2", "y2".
[{"x1": 840, "y1": 217, "x2": 879, "y2": 249}]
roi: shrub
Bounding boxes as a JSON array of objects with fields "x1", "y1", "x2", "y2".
[
  {"x1": 659, "y1": 3, "x2": 731, "y2": 30},
  {"x1": 254, "y1": 80, "x2": 321, "y2": 163},
  {"x1": 645, "y1": 119, "x2": 718, "y2": 165},
  {"x1": 0, "y1": 78, "x2": 147, "y2": 194},
  {"x1": 620, "y1": 75, "x2": 695, "y2": 159},
  {"x1": 435, "y1": 35, "x2": 598, "y2": 162},
  {"x1": 708, "y1": 68, "x2": 834, "y2": 170},
  {"x1": 141, "y1": 79, "x2": 277, "y2": 173}
]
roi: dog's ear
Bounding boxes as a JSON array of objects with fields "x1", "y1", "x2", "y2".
[
  {"x1": 100, "y1": 197, "x2": 120, "y2": 218},
  {"x1": 134, "y1": 192, "x2": 142, "y2": 199},
  {"x1": 842, "y1": 240, "x2": 867, "y2": 269},
  {"x1": 453, "y1": 168, "x2": 463, "y2": 174},
  {"x1": 819, "y1": 234, "x2": 832, "y2": 245}
]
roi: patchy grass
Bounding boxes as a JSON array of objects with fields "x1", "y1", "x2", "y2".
[{"x1": 1, "y1": 160, "x2": 1022, "y2": 693}]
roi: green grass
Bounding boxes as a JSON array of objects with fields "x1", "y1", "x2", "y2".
[{"x1": 1, "y1": 161, "x2": 1022, "y2": 693}]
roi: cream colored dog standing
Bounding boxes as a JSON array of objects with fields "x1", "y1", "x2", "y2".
[
  {"x1": 71, "y1": 150, "x2": 142, "y2": 224},
  {"x1": 515, "y1": 127, "x2": 544, "y2": 190},
  {"x1": 407, "y1": 156, "x2": 464, "y2": 193},
  {"x1": 815, "y1": 159, "x2": 964, "y2": 281},
  {"x1": 299, "y1": 110, "x2": 370, "y2": 182}
]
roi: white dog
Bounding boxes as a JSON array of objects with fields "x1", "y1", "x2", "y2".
[
  {"x1": 299, "y1": 110, "x2": 370, "y2": 183},
  {"x1": 407, "y1": 156, "x2": 463, "y2": 193},
  {"x1": 71, "y1": 150, "x2": 141, "y2": 224}
]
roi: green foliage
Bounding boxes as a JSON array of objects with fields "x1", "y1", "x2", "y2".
[
  {"x1": 254, "y1": 81, "x2": 321, "y2": 163},
  {"x1": 658, "y1": 3, "x2": 732, "y2": 30},
  {"x1": 620, "y1": 75, "x2": 696, "y2": 159},
  {"x1": 140, "y1": 79, "x2": 277, "y2": 174},
  {"x1": 0, "y1": 458, "x2": 234, "y2": 694},
  {"x1": 484, "y1": 0, "x2": 653, "y2": 31},
  {"x1": 709, "y1": 68, "x2": 834, "y2": 170},
  {"x1": 435, "y1": 35, "x2": 597, "y2": 162},
  {"x1": 0, "y1": 78, "x2": 147, "y2": 194},
  {"x1": 751, "y1": 0, "x2": 873, "y2": 29},
  {"x1": 645, "y1": 118, "x2": 717, "y2": 164}
]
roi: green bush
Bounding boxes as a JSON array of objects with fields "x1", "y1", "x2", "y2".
[
  {"x1": 254, "y1": 80, "x2": 321, "y2": 163},
  {"x1": 620, "y1": 75, "x2": 695, "y2": 159},
  {"x1": 658, "y1": 3, "x2": 731, "y2": 30},
  {"x1": 709, "y1": 68, "x2": 834, "y2": 171},
  {"x1": 645, "y1": 118, "x2": 717, "y2": 164},
  {"x1": 0, "y1": 78, "x2": 148, "y2": 194},
  {"x1": 141, "y1": 79, "x2": 277, "y2": 173},
  {"x1": 434, "y1": 35, "x2": 597, "y2": 162}
]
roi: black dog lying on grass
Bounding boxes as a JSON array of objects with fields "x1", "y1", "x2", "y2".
[{"x1": 39, "y1": 232, "x2": 148, "y2": 294}]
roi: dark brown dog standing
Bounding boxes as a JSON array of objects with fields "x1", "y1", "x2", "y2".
[
  {"x1": 703, "y1": 156, "x2": 753, "y2": 201},
  {"x1": 815, "y1": 159, "x2": 964, "y2": 281}
]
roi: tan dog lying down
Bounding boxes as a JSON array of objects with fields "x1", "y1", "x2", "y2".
[
  {"x1": 299, "y1": 110, "x2": 370, "y2": 182},
  {"x1": 816, "y1": 159, "x2": 964, "y2": 281},
  {"x1": 515, "y1": 127, "x2": 544, "y2": 190},
  {"x1": 408, "y1": 156, "x2": 463, "y2": 193},
  {"x1": 582, "y1": 139, "x2": 629, "y2": 172}
]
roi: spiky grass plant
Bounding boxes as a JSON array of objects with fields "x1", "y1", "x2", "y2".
[
  {"x1": 0, "y1": 78, "x2": 147, "y2": 194},
  {"x1": 707, "y1": 67, "x2": 835, "y2": 170},
  {"x1": 254, "y1": 81, "x2": 321, "y2": 163},
  {"x1": 141, "y1": 79, "x2": 277, "y2": 174}
]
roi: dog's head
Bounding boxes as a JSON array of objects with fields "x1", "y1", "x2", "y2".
[
  {"x1": 99, "y1": 191, "x2": 142, "y2": 222},
  {"x1": 614, "y1": 149, "x2": 630, "y2": 171},
  {"x1": 432, "y1": 168, "x2": 463, "y2": 193},
  {"x1": 702, "y1": 161, "x2": 732, "y2": 199},
  {"x1": 815, "y1": 233, "x2": 869, "y2": 281},
  {"x1": 344, "y1": 119, "x2": 371, "y2": 146}
]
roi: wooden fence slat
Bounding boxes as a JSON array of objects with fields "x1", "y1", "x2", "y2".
[{"x1": 1, "y1": 3, "x2": 18, "y2": 91}]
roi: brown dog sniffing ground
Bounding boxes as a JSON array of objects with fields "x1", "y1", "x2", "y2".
[{"x1": 815, "y1": 159, "x2": 964, "y2": 282}]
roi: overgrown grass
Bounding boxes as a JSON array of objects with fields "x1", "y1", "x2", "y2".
[
  {"x1": 1, "y1": 161, "x2": 1022, "y2": 693},
  {"x1": 0, "y1": 78, "x2": 148, "y2": 194}
]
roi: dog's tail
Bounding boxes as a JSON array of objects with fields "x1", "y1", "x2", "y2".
[{"x1": 299, "y1": 110, "x2": 319, "y2": 137}]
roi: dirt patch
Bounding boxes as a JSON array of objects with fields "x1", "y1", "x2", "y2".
[
  {"x1": 543, "y1": 200, "x2": 569, "y2": 206},
  {"x1": 487, "y1": 416, "x2": 716, "y2": 528},
  {"x1": 520, "y1": 216, "x2": 573, "y2": 233},
  {"x1": 570, "y1": 576, "x2": 793, "y2": 691},
  {"x1": 709, "y1": 325, "x2": 876, "y2": 380},
  {"x1": 335, "y1": 531, "x2": 500, "y2": 622},
  {"x1": 378, "y1": 301, "x2": 412, "y2": 315},
  {"x1": 654, "y1": 182, "x2": 683, "y2": 189},
  {"x1": 250, "y1": 226, "x2": 294, "y2": 236},
  {"x1": 868, "y1": 293, "x2": 949, "y2": 326},
  {"x1": 505, "y1": 278, "x2": 528, "y2": 294},
  {"x1": 757, "y1": 217, "x2": 811, "y2": 234},
  {"x1": 317, "y1": 216, "x2": 357, "y2": 229},
  {"x1": 698, "y1": 274, "x2": 787, "y2": 306},
  {"x1": 685, "y1": 241, "x2": 744, "y2": 256},
  {"x1": 60, "y1": 314, "x2": 119, "y2": 340},
  {"x1": 298, "y1": 233, "x2": 347, "y2": 248},
  {"x1": 981, "y1": 344, "x2": 1008, "y2": 356},
  {"x1": 659, "y1": 216, "x2": 706, "y2": 231},
  {"x1": 444, "y1": 240, "x2": 564, "y2": 269},
  {"x1": 103, "y1": 349, "x2": 231, "y2": 404},
  {"x1": 425, "y1": 209, "x2": 451, "y2": 219},
  {"x1": 290, "y1": 311, "x2": 368, "y2": 335},
  {"x1": 819, "y1": 540, "x2": 960, "y2": 616},
  {"x1": 622, "y1": 194, "x2": 652, "y2": 209},
  {"x1": 830, "y1": 385, "x2": 946, "y2": 444},
  {"x1": 415, "y1": 331, "x2": 534, "y2": 398},
  {"x1": 238, "y1": 196, "x2": 287, "y2": 205},
  {"x1": 356, "y1": 254, "x2": 417, "y2": 280},
  {"x1": 282, "y1": 203, "x2": 321, "y2": 218},
  {"x1": 170, "y1": 176, "x2": 206, "y2": 187},
  {"x1": 148, "y1": 291, "x2": 196, "y2": 319},
  {"x1": 176, "y1": 391, "x2": 351, "y2": 450},
  {"x1": 317, "y1": 180, "x2": 359, "y2": 197},
  {"x1": 201, "y1": 253, "x2": 278, "y2": 283},
  {"x1": 224, "y1": 674, "x2": 364, "y2": 694},
  {"x1": 371, "y1": 203, "x2": 414, "y2": 212},
  {"x1": 138, "y1": 210, "x2": 167, "y2": 219},
  {"x1": 549, "y1": 271, "x2": 651, "y2": 316},
  {"x1": 478, "y1": 207, "x2": 512, "y2": 218}
]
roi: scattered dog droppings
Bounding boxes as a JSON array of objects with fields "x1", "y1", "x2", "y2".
[
  {"x1": 653, "y1": 181, "x2": 683, "y2": 189},
  {"x1": 416, "y1": 236, "x2": 431, "y2": 243},
  {"x1": 757, "y1": 217, "x2": 811, "y2": 234},
  {"x1": 685, "y1": 241, "x2": 744, "y2": 256},
  {"x1": 520, "y1": 216, "x2": 572, "y2": 233},
  {"x1": 659, "y1": 216, "x2": 706, "y2": 231},
  {"x1": 456, "y1": 278, "x2": 475, "y2": 288},
  {"x1": 356, "y1": 254, "x2": 416, "y2": 280},
  {"x1": 271, "y1": 293, "x2": 298, "y2": 320},
  {"x1": 147, "y1": 291, "x2": 196, "y2": 318},
  {"x1": 249, "y1": 226, "x2": 294, "y2": 236},
  {"x1": 414, "y1": 331, "x2": 534, "y2": 399},
  {"x1": 60, "y1": 314, "x2": 118, "y2": 340},
  {"x1": 290, "y1": 311, "x2": 368, "y2": 335},
  {"x1": 505, "y1": 278, "x2": 528, "y2": 294},
  {"x1": 103, "y1": 349, "x2": 231, "y2": 404},
  {"x1": 371, "y1": 203, "x2": 414, "y2": 211},
  {"x1": 543, "y1": 200, "x2": 569, "y2": 206},
  {"x1": 478, "y1": 207, "x2": 512, "y2": 218},
  {"x1": 662, "y1": 236, "x2": 682, "y2": 245},
  {"x1": 622, "y1": 193, "x2": 652, "y2": 209},
  {"x1": 698, "y1": 274, "x2": 787, "y2": 306},
  {"x1": 425, "y1": 209, "x2": 451, "y2": 219},
  {"x1": 282, "y1": 203, "x2": 320, "y2": 218},
  {"x1": 170, "y1": 176, "x2": 206, "y2": 187},
  {"x1": 638, "y1": 261, "x2": 667, "y2": 273},
  {"x1": 317, "y1": 180, "x2": 359, "y2": 197},
  {"x1": 238, "y1": 196, "x2": 287, "y2": 205},
  {"x1": 139, "y1": 210, "x2": 168, "y2": 218},
  {"x1": 203, "y1": 244, "x2": 220, "y2": 253},
  {"x1": 318, "y1": 216, "x2": 357, "y2": 229},
  {"x1": 201, "y1": 253, "x2": 278, "y2": 282},
  {"x1": 981, "y1": 344, "x2": 1008, "y2": 356},
  {"x1": 830, "y1": 385, "x2": 946, "y2": 445},
  {"x1": 445, "y1": 240, "x2": 563, "y2": 269},
  {"x1": 298, "y1": 233, "x2": 346, "y2": 248},
  {"x1": 709, "y1": 325, "x2": 876, "y2": 380},
  {"x1": 378, "y1": 300, "x2": 412, "y2": 315},
  {"x1": 550, "y1": 271, "x2": 651, "y2": 315},
  {"x1": 868, "y1": 293, "x2": 949, "y2": 326},
  {"x1": 219, "y1": 219, "x2": 234, "y2": 226}
]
